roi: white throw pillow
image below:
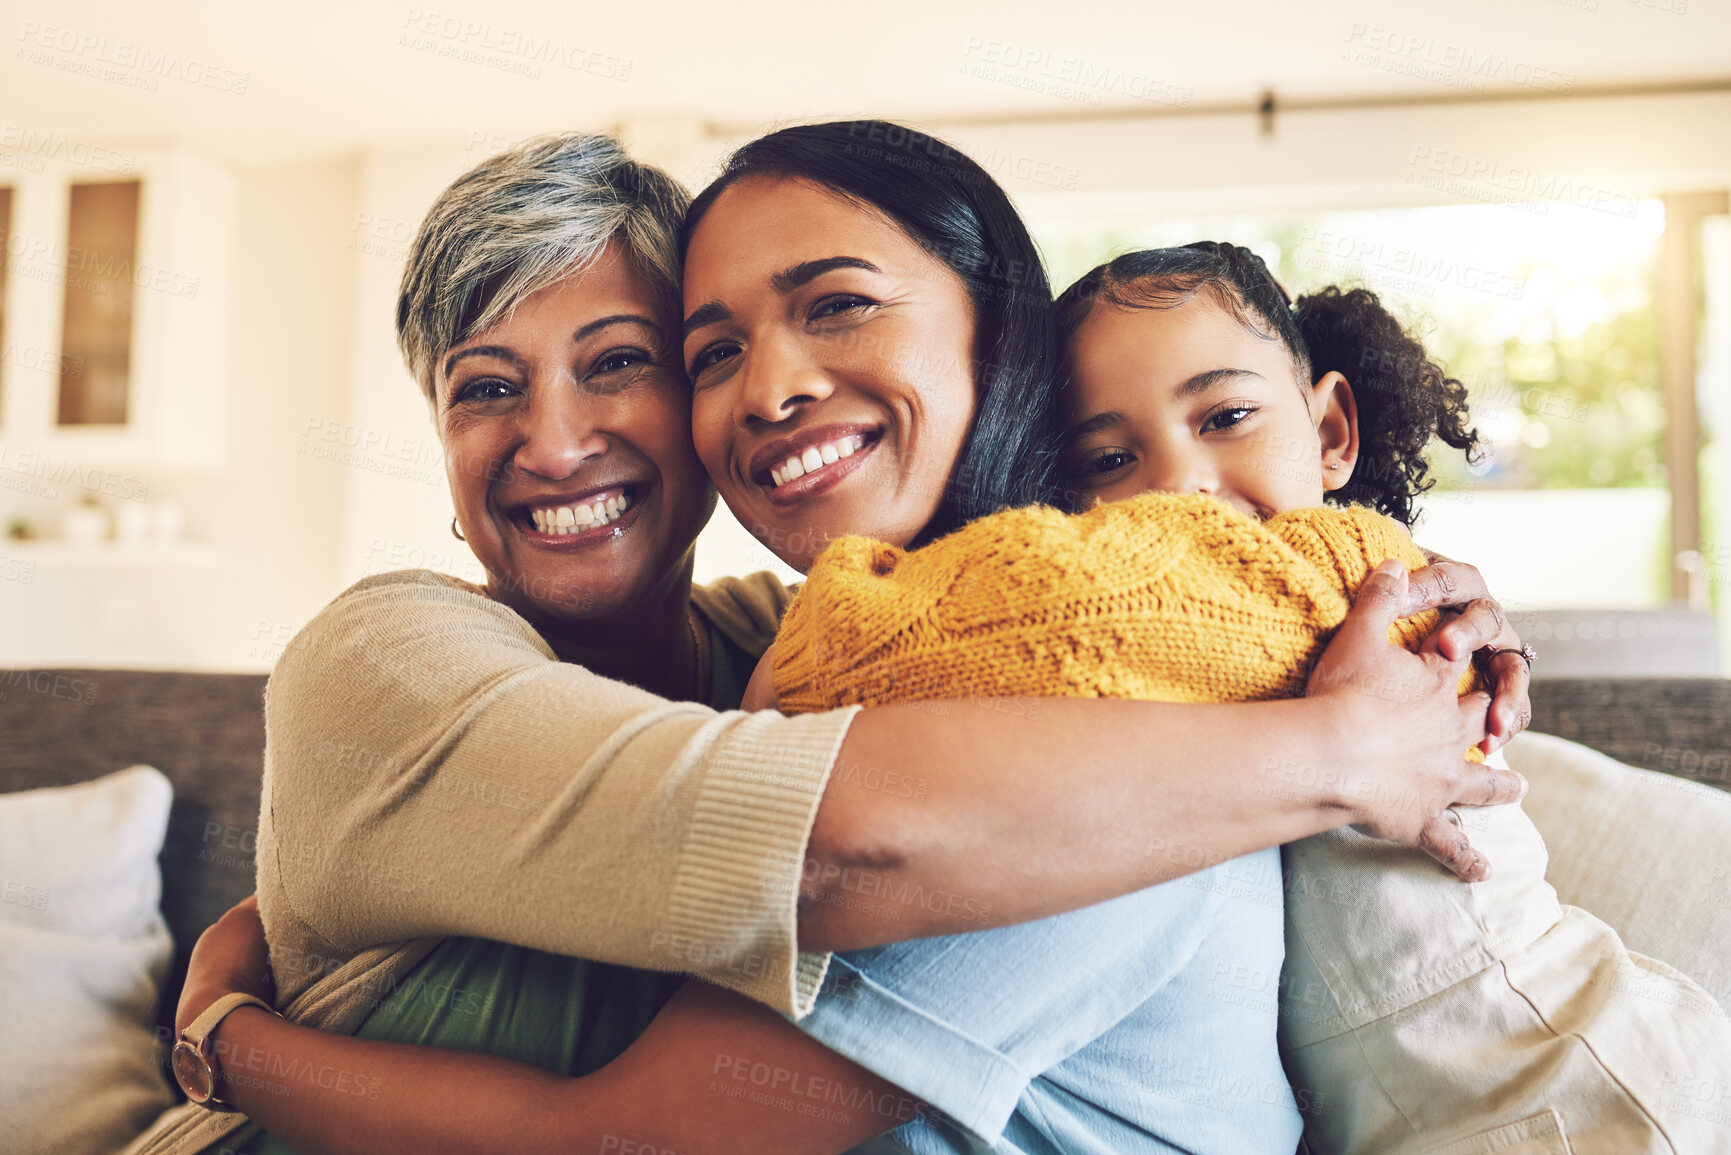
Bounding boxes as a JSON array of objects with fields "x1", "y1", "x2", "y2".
[
  {"x1": 0, "y1": 765, "x2": 176, "y2": 1155},
  {"x1": 1506, "y1": 730, "x2": 1731, "y2": 1008}
]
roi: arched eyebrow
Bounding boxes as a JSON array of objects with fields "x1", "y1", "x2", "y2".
[
  {"x1": 1067, "y1": 409, "x2": 1126, "y2": 440},
  {"x1": 682, "y1": 257, "x2": 883, "y2": 342},
  {"x1": 1178, "y1": 367, "x2": 1264, "y2": 396},
  {"x1": 682, "y1": 301, "x2": 730, "y2": 342},
  {"x1": 770, "y1": 256, "x2": 880, "y2": 292},
  {"x1": 573, "y1": 313, "x2": 661, "y2": 343},
  {"x1": 443, "y1": 345, "x2": 527, "y2": 378}
]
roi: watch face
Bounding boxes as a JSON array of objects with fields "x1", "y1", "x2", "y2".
[{"x1": 171, "y1": 1039, "x2": 216, "y2": 1103}]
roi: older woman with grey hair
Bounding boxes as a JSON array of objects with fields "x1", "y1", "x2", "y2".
[{"x1": 135, "y1": 130, "x2": 1527, "y2": 1155}]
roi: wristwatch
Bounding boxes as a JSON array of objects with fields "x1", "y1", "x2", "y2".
[{"x1": 170, "y1": 991, "x2": 280, "y2": 1109}]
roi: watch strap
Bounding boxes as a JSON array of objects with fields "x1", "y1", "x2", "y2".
[
  {"x1": 184, "y1": 991, "x2": 279, "y2": 1045},
  {"x1": 173, "y1": 992, "x2": 281, "y2": 1110}
]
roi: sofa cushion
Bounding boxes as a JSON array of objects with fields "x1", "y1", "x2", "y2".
[
  {"x1": 0, "y1": 668, "x2": 269, "y2": 1044},
  {"x1": 0, "y1": 765, "x2": 177, "y2": 1154},
  {"x1": 1507, "y1": 730, "x2": 1731, "y2": 1010}
]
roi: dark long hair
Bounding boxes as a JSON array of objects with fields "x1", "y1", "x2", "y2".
[
  {"x1": 1057, "y1": 241, "x2": 1481, "y2": 526},
  {"x1": 680, "y1": 121, "x2": 1064, "y2": 541}
]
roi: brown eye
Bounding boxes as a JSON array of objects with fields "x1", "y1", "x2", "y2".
[
  {"x1": 809, "y1": 294, "x2": 875, "y2": 322},
  {"x1": 454, "y1": 378, "x2": 517, "y2": 404},
  {"x1": 592, "y1": 347, "x2": 651, "y2": 376},
  {"x1": 1073, "y1": 450, "x2": 1133, "y2": 481},
  {"x1": 1201, "y1": 405, "x2": 1256, "y2": 433},
  {"x1": 687, "y1": 342, "x2": 739, "y2": 379}
]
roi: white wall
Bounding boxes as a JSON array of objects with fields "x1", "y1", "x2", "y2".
[
  {"x1": 213, "y1": 156, "x2": 360, "y2": 667},
  {"x1": 333, "y1": 145, "x2": 482, "y2": 590}
]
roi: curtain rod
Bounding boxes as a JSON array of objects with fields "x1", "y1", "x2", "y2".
[{"x1": 705, "y1": 76, "x2": 1731, "y2": 138}]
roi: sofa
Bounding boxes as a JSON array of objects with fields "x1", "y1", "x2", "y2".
[
  {"x1": 0, "y1": 669, "x2": 270, "y2": 1047},
  {"x1": 2, "y1": 669, "x2": 1729, "y2": 1092}
]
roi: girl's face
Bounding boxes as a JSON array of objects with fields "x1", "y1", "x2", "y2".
[
  {"x1": 683, "y1": 175, "x2": 978, "y2": 572},
  {"x1": 436, "y1": 246, "x2": 716, "y2": 627},
  {"x1": 1063, "y1": 294, "x2": 1358, "y2": 520}
]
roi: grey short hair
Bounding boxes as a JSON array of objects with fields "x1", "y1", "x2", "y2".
[{"x1": 396, "y1": 133, "x2": 690, "y2": 401}]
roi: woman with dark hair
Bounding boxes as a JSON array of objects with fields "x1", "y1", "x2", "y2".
[
  {"x1": 679, "y1": 125, "x2": 1305, "y2": 1151},
  {"x1": 154, "y1": 123, "x2": 1531, "y2": 1155},
  {"x1": 681, "y1": 120, "x2": 1070, "y2": 543}
]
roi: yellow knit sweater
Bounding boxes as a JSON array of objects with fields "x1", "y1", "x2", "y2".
[{"x1": 774, "y1": 491, "x2": 1480, "y2": 718}]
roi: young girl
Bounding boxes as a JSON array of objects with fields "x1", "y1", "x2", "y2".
[
  {"x1": 1058, "y1": 242, "x2": 1471, "y2": 530},
  {"x1": 1049, "y1": 241, "x2": 1731, "y2": 1154},
  {"x1": 762, "y1": 241, "x2": 1731, "y2": 1153}
]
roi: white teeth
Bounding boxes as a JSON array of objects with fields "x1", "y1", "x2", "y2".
[
  {"x1": 768, "y1": 435, "x2": 871, "y2": 488},
  {"x1": 528, "y1": 490, "x2": 631, "y2": 535}
]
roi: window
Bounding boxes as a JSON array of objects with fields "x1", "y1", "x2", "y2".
[{"x1": 57, "y1": 180, "x2": 141, "y2": 426}]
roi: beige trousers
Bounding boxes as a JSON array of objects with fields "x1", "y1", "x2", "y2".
[{"x1": 1281, "y1": 782, "x2": 1731, "y2": 1154}]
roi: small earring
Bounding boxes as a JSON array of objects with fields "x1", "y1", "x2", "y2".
[
  {"x1": 1328, "y1": 462, "x2": 1341, "y2": 470},
  {"x1": 451, "y1": 517, "x2": 466, "y2": 542}
]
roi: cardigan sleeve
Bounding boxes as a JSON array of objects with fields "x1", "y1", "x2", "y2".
[{"x1": 256, "y1": 569, "x2": 854, "y2": 1018}]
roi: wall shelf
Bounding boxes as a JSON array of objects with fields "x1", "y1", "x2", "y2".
[{"x1": 1, "y1": 540, "x2": 216, "y2": 566}]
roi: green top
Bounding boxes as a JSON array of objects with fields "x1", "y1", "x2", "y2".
[{"x1": 239, "y1": 617, "x2": 760, "y2": 1154}]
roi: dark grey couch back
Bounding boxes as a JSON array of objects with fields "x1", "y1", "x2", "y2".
[{"x1": 1529, "y1": 678, "x2": 1731, "y2": 791}]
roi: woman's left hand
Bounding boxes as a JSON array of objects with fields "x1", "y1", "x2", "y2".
[
  {"x1": 175, "y1": 894, "x2": 275, "y2": 1034},
  {"x1": 1407, "y1": 550, "x2": 1533, "y2": 757}
]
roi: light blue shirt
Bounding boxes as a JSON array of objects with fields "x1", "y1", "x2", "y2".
[{"x1": 792, "y1": 848, "x2": 1303, "y2": 1154}]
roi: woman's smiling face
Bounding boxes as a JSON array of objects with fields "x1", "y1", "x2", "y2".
[
  {"x1": 683, "y1": 175, "x2": 979, "y2": 572},
  {"x1": 436, "y1": 244, "x2": 715, "y2": 625}
]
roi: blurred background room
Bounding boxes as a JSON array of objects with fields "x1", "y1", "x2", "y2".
[{"x1": 0, "y1": 0, "x2": 1727, "y2": 676}]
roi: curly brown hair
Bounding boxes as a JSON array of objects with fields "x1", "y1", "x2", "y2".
[
  {"x1": 1294, "y1": 284, "x2": 1480, "y2": 525},
  {"x1": 1056, "y1": 241, "x2": 1483, "y2": 526}
]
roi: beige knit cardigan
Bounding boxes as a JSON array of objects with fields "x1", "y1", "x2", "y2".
[{"x1": 122, "y1": 568, "x2": 856, "y2": 1155}]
